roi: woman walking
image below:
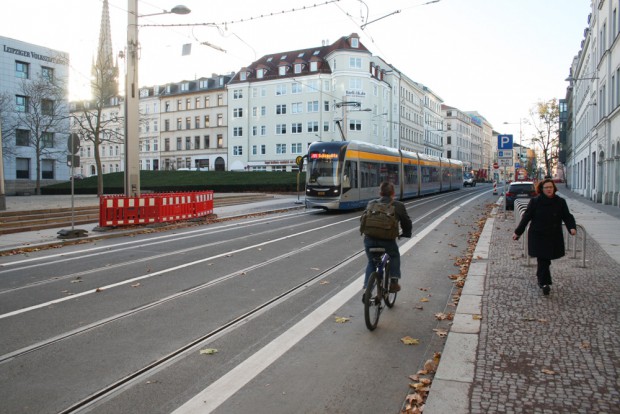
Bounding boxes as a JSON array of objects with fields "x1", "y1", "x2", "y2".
[{"x1": 513, "y1": 179, "x2": 577, "y2": 295}]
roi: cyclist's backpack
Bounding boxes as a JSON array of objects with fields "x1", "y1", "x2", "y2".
[{"x1": 360, "y1": 200, "x2": 399, "y2": 240}]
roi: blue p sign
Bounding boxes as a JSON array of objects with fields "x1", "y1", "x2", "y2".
[{"x1": 498, "y1": 134, "x2": 513, "y2": 150}]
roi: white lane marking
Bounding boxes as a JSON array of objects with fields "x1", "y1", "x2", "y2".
[
  {"x1": 0, "y1": 217, "x2": 358, "y2": 321},
  {"x1": 171, "y1": 192, "x2": 487, "y2": 413}
]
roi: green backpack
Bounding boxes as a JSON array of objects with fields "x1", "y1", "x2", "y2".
[{"x1": 360, "y1": 200, "x2": 399, "y2": 240}]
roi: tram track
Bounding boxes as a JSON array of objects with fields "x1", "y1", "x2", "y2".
[{"x1": 0, "y1": 188, "x2": 491, "y2": 414}]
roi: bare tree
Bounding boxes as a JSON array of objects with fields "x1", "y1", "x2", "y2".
[
  {"x1": 528, "y1": 99, "x2": 560, "y2": 178},
  {"x1": 70, "y1": 51, "x2": 122, "y2": 196},
  {"x1": 4, "y1": 74, "x2": 69, "y2": 194},
  {"x1": 0, "y1": 93, "x2": 16, "y2": 159}
]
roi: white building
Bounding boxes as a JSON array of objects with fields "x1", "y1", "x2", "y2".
[
  {"x1": 565, "y1": 0, "x2": 620, "y2": 207},
  {"x1": 442, "y1": 105, "x2": 472, "y2": 171},
  {"x1": 226, "y1": 34, "x2": 399, "y2": 171},
  {"x1": 0, "y1": 36, "x2": 70, "y2": 194}
]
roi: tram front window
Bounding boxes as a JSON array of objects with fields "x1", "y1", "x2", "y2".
[{"x1": 308, "y1": 158, "x2": 340, "y2": 186}]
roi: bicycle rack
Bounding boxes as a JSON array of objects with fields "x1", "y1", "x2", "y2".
[{"x1": 514, "y1": 199, "x2": 587, "y2": 268}]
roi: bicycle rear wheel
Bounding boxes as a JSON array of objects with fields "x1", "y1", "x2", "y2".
[
  {"x1": 364, "y1": 272, "x2": 382, "y2": 330},
  {"x1": 384, "y1": 262, "x2": 397, "y2": 308}
]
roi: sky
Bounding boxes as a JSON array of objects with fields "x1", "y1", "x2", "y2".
[{"x1": 1, "y1": 0, "x2": 592, "y2": 143}]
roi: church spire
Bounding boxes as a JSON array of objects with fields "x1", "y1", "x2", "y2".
[{"x1": 92, "y1": 0, "x2": 119, "y2": 99}]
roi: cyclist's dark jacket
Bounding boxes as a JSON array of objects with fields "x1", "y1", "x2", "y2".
[{"x1": 366, "y1": 196, "x2": 413, "y2": 239}]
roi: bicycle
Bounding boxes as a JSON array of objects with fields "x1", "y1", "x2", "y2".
[{"x1": 363, "y1": 247, "x2": 397, "y2": 330}]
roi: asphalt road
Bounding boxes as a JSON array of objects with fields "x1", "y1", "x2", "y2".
[{"x1": 0, "y1": 186, "x2": 494, "y2": 414}]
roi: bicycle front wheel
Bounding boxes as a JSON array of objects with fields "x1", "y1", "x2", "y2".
[
  {"x1": 384, "y1": 262, "x2": 397, "y2": 308},
  {"x1": 364, "y1": 272, "x2": 382, "y2": 331}
]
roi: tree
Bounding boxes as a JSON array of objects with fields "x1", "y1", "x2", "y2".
[
  {"x1": 70, "y1": 48, "x2": 122, "y2": 196},
  {"x1": 528, "y1": 99, "x2": 560, "y2": 178},
  {"x1": 2, "y1": 74, "x2": 69, "y2": 194}
]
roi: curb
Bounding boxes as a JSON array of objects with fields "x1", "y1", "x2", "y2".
[{"x1": 424, "y1": 205, "x2": 497, "y2": 413}]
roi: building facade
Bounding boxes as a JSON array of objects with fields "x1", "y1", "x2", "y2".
[
  {"x1": 565, "y1": 0, "x2": 620, "y2": 207},
  {"x1": 0, "y1": 36, "x2": 71, "y2": 194}
]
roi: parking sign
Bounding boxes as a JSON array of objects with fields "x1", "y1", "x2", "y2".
[{"x1": 498, "y1": 134, "x2": 513, "y2": 150}]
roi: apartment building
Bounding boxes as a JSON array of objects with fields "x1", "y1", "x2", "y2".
[
  {"x1": 0, "y1": 36, "x2": 70, "y2": 194},
  {"x1": 442, "y1": 105, "x2": 473, "y2": 171}
]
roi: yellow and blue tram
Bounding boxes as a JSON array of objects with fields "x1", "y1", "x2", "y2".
[{"x1": 305, "y1": 140, "x2": 463, "y2": 210}]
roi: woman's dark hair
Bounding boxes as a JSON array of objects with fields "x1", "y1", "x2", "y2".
[
  {"x1": 380, "y1": 182, "x2": 395, "y2": 197},
  {"x1": 537, "y1": 179, "x2": 557, "y2": 194}
]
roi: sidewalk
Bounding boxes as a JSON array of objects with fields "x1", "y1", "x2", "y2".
[
  {"x1": 425, "y1": 190, "x2": 620, "y2": 413},
  {"x1": 0, "y1": 193, "x2": 304, "y2": 253}
]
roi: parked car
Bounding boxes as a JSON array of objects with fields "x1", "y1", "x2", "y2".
[
  {"x1": 463, "y1": 173, "x2": 476, "y2": 187},
  {"x1": 505, "y1": 181, "x2": 537, "y2": 210}
]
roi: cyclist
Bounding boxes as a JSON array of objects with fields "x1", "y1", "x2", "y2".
[{"x1": 363, "y1": 182, "x2": 412, "y2": 292}]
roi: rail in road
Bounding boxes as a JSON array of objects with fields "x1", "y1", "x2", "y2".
[
  {"x1": 0, "y1": 193, "x2": 273, "y2": 235},
  {"x1": 0, "y1": 186, "x2": 493, "y2": 413}
]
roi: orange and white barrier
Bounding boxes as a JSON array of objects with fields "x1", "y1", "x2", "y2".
[{"x1": 99, "y1": 191, "x2": 214, "y2": 227}]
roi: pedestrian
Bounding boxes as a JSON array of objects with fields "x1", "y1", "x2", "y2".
[
  {"x1": 362, "y1": 182, "x2": 412, "y2": 292},
  {"x1": 512, "y1": 178, "x2": 577, "y2": 295}
]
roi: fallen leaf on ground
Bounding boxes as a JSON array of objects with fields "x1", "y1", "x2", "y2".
[
  {"x1": 541, "y1": 368, "x2": 556, "y2": 375},
  {"x1": 401, "y1": 336, "x2": 420, "y2": 345},
  {"x1": 200, "y1": 348, "x2": 218, "y2": 355},
  {"x1": 472, "y1": 314, "x2": 482, "y2": 320},
  {"x1": 420, "y1": 297, "x2": 429, "y2": 302},
  {"x1": 334, "y1": 316, "x2": 350, "y2": 323},
  {"x1": 433, "y1": 329, "x2": 448, "y2": 337}
]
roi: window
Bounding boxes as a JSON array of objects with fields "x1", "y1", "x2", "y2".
[
  {"x1": 276, "y1": 124, "x2": 287, "y2": 135},
  {"x1": 181, "y1": 83, "x2": 190, "y2": 92},
  {"x1": 252, "y1": 126, "x2": 258, "y2": 136},
  {"x1": 16, "y1": 129, "x2": 30, "y2": 146},
  {"x1": 294, "y1": 63, "x2": 303, "y2": 74},
  {"x1": 351, "y1": 37, "x2": 359, "y2": 48},
  {"x1": 205, "y1": 96, "x2": 210, "y2": 107},
  {"x1": 292, "y1": 102, "x2": 303, "y2": 114},
  {"x1": 233, "y1": 89, "x2": 243, "y2": 99},
  {"x1": 42, "y1": 159, "x2": 54, "y2": 179},
  {"x1": 185, "y1": 137, "x2": 191, "y2": 150},
  {"x1": 217, "y1": 134, "x2": 223, "y2": 148},
  {"x1": 204, "y1": 135, "x2": 210, "y2": 148},
  {"x1": 310, "y1": 61, "x2": 318, "y2": 72},
  {"x1": 176, "y1": 137, "x2": 182, "y2": 150},
  {"x1": 16, "y1": 157, "x2": 30, "y2": 179},
  {"x1": 165, "y1": 138, "x2": 170, "y2": 151},
  {"x1": 276, "y1": 104, "x2": 287, "y2": 115},
  {"x1": 42, "y1": 132, "x2": 54, "y2": 147},
  {"x1": 196, "y1": 97, "x2": 201, "y2": 108},
  {"x1": 165, "y1": 119, "x2": 170, "y2": 131},
  {"x1": 261, "y1": 126, "x2": 267, "y2": 136},
  {"x1": 291, "y1": 143, "x2": 302, "y2": 154},
  {"x1": 42, "y1": 99, "x2": 54, "y2": 115},
  {"x1": 177, "y1": 118, "x2": 182, "y2": 130},
  {"x1": 233, "y1": 127, "x2": 243, "y2": 137},
  {"x1": 349, "y1": 78, "x2": 362, "y2": 91},
  {"x1": 276, "y1": 84, "x2": 287, "y2": 96},
  {"x1": 276, "y1": 144, "x2": 287, "y2": 154},
  {"x1": 186, "y1": 117, "x2": 191, "y2": 129},
  {"x1": 177, "y1": 100, "x2": 182, "y2": 110},
  {"x1": 217, "y1": 114, "x2": 223, "y2": 126},
  {"x1": 349, "y1": 57, "x2": 362, "y2": 69},
  {"x1": 252, "y1": 145, "x2": 258, "y2": 155},
  {"x1": 204, "y1": 115, "x2": 210, "y2": 127},
  {"x1": 292, "y1": 123, "x2": 302, "y2": 134},
  {"x1": 307, "y1": 121, "x2": 319, "y2": 132},
  {"x1": 15, "y1": 61, "x2": 29, "y2": 79},
  {"x1": 292, "y1": 82, "x2": 302, "y2": 94},
  {"x1": 349, "y1": 120, "x2": 362, "y2": 131},
  {"x1": 233, "y1": 145, "x2": 243, "y2": 155},
  {"x1": 260, "y1": 144, "x2": 266, "y2": 155},
  {"x1": 279, "y1": 66, "x2": 287, "y2": 76},
  {"x1": 261, "y1": 106, "x2": 266, "y2": 116},
  {"x1": 217, "y1": 94, "x2": 223, "y2": 106},
  {"x1": 323, "y1": 121, "x2": 330, "y2": 132},
  {"x1": 165, "y1": 101, "x2": 170, "y2": 112},
  {"x1": 16, "y1": 95, "x2": 29, "y2": 112},
  {"x1": 324, "y1": 101, "x2": 330, "y2": 111},
  {"x1": 41, "y1": 66, "x2": 54, "y2": 82},
  {"x1": 233, "y1": 108, "x2": 243, "y2": 118},
  {"x1": 257, "y1": 68, "x2": 265, "y2": 79},
  {"x1": 195, "y1": 116, "x2": 200, "y2": 128},
  {"x1": 307, "y1": 101, "x2": 319, "y2": 112}
]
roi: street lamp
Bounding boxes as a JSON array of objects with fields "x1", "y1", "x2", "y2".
[{"x1": 124, "y1": 2, "x2": 190, "y2": 197}]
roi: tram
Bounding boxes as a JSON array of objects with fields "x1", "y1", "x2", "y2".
[{"x1": 305, "y1": 140, "x2": 463, "y2": 210}]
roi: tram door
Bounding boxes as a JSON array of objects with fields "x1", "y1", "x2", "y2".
[{"x1": 341, "y1": 160, "x2": 359, "y2": 203}]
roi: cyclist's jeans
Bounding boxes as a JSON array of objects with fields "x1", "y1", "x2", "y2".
[{"x1": 363, "y1": 236, "x2": 400, "y2": 288}]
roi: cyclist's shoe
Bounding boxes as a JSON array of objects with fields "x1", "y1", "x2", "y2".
[{"x1": 389, "y1": 278, "x2": 401, "y2": 292}]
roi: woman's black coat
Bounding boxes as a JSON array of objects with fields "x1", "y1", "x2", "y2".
[{"x1": 514, "y1": 194, "x2": 577, "y2": 260}]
